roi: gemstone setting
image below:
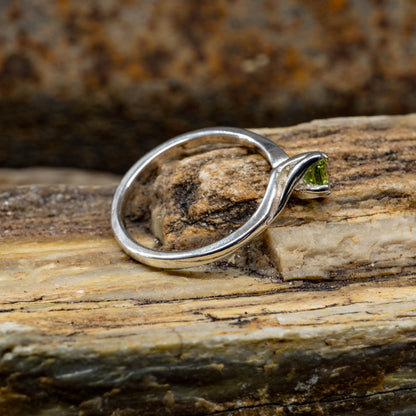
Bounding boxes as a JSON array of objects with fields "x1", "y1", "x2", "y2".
[{"x1": 303, "y1": 157, "x2": 329, "y2": 185}]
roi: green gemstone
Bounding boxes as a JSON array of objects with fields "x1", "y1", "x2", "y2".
[{"x1": 303, "y1": 158, "x2": 329, "y2": 185}]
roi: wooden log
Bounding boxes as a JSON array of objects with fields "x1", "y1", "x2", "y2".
[
  {"x1": 140, "y1": 114, "x2": 416, "y2": 279},
  {"x1": 3, "y1": 1, "x2": 416, "y2": 173},
  {"x1": 0, "y1": 168, "x2": 120, "y2": 187},
  {"x1": 0, "y1": 115, "x2": 415, "y2": 415}
]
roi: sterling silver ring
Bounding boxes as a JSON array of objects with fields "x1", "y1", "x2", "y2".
[{"x1": 111, "y1": 127, "x2": 330, "y2": 269}]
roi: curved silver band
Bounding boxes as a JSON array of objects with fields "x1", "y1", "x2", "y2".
[{"x1": 111, "y1": 127, "x2": 330, "y2": 269}]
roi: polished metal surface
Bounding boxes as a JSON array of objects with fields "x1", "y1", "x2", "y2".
[{"x1": 111, "y1": 127, "x2": 330, "y2": 269}]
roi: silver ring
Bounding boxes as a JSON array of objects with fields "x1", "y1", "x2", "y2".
[{"x1": 111, "y1": 127, "x2": 330, "y2": 269}]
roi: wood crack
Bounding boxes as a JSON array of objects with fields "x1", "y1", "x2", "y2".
[{"x1": 206, "y1": 386, "x2": 416, "y2": 415}]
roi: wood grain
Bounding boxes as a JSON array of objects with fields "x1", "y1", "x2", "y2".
[
  {"x1": 0, "y1": 115, "x2": 416, "y2": 415},
  {"x1": 143, "y1": 114, "x2": 416, "y2": 279}
]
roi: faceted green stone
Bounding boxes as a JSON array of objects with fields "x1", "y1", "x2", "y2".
[{"x1": 303, "y1": 157, "x2": 329, "y2": 185}]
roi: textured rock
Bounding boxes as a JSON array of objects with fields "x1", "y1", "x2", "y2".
[
  {"x1": 149, "y1": 146, "x2": 270, "y2": 250},
  {"x1": 0, "y1": 115, "x2": 415, "y2": 415},
  {"x1": 2, "y1": 1, "x2": 416, "y2": 171},
  {"x1": 145, "y1": 114, "x2": 416, "y2": 280},
  {"x1": 0, "y1": 167, "x2": 120, "y2": 187}
]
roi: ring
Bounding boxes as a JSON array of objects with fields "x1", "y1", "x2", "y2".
[{"x1": 111, "y1": 127, "x2": 330, "y2": 269}]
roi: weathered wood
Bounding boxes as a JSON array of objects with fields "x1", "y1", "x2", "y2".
[
  {"x1": 0, "y1": 168, "x2": 120, "y2": 187},
  {"x1": 0, "y1": 115, "x2": 416, "y2": 416},
  {"x1": 3, "y1": 1, "x2": 416, "y2": 173},
  {"x1": 142, "y1": 114, "x2": 416, "y2": 279}
]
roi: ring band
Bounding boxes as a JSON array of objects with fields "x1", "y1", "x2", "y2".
[{"x1": 111, "y1": 127, "x2": 330, "y2": 269}]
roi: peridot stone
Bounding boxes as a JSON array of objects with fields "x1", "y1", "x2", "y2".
[{"x1": 303, "y1": 158, "x2": 329, "y2": 185}]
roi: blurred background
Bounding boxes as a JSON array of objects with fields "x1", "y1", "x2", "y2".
[{"x1": 1, "y1": 0, "x2": 416, "y2": 174}]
